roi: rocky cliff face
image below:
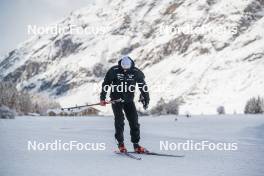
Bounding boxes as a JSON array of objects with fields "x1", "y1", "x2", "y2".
[{"x1": 0, "y1": 0, "x2": 264, "y2": 114}]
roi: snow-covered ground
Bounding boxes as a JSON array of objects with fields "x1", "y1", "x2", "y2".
[{"x1": 0, "y1": 115, "x2": 264, "y2": 176}]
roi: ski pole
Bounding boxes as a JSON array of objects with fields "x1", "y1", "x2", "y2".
[{"x1": 61, "y1": 98, "x2": 124, "y2": 111}]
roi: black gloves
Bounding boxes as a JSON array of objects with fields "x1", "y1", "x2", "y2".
[{"x1": 139, "y1": 94, "x2": 149, "y2": 110}]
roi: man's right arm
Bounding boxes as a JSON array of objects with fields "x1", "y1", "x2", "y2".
[{"x1": 100, "y1": 68, "x2": 114, "y2": 102}]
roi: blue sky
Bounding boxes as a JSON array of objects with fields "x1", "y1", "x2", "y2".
[{"x1": 0, "y1": 0, "x2": 93, "y2": 56}]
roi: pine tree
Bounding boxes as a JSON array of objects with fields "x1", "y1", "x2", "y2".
[{"x1": 244, "y1": 96, "x2": 264, "y2": 114}]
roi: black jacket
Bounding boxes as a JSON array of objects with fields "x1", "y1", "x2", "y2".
[{"x1": 100, "y1": 59, "x2": 150, "y2": 103}]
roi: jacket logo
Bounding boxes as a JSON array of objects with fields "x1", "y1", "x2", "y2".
[
  {"x1": 117, "y1": 73, "x2": 124, "y2": 80},
  {"x1": 128, "y1": 74, "x2": 134, "y2": 79}
]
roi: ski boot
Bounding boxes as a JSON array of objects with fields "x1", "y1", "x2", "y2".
[
  {"x1": 118, "y1": 143, "x2": 127, "y2": 153},
  {"x1": 133, "y1": 143, "x2": 148, "y2": 154}
]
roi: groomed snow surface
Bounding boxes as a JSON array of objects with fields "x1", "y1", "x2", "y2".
[{"x1": 0, "y1": 115, "x2": 264, "y2": 176}]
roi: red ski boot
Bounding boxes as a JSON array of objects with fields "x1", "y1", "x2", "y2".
[
  {"x1": 133, "y1": 143, "x2": 148, "y2": 154},
  {"x1": 118, "y1": 143, "x2": 127, "y2": 153}
]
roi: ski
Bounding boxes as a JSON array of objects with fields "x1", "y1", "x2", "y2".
[
  {"x1": 114, "y1": 151, "x2": 142, "y2": 160},
  {"x1": 127, "y1": 151, "x2": 185, "y2": 158}
]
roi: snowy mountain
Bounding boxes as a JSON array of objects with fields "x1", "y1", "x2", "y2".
[{"x1": 0, "y1": 0, "x2": 264, "y2": 114}]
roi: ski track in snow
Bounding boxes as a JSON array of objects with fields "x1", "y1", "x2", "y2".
[{"x1": 0, "y1": 115, "x2": 264, "y2": 176}]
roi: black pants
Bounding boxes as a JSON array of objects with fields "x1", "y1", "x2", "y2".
[{"x1": 112, "y1": 101, "x2": 140, "y2": 144}]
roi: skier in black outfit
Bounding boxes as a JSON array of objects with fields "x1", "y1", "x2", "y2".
[{"x1": 100, "y1": 56, "x2": 150, "y2": 153}]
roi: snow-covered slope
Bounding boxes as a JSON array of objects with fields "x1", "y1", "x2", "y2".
[
  {"x1": 1, "y1": 115, "x2": 264, "y2": 176},
  {"x1": 0, "y1": 0, "x2": 264, "y2": 114}
]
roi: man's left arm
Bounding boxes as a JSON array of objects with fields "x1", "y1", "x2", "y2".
[{"x1": 136, "y1": 70, "x2": 150, "y2": 109}]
